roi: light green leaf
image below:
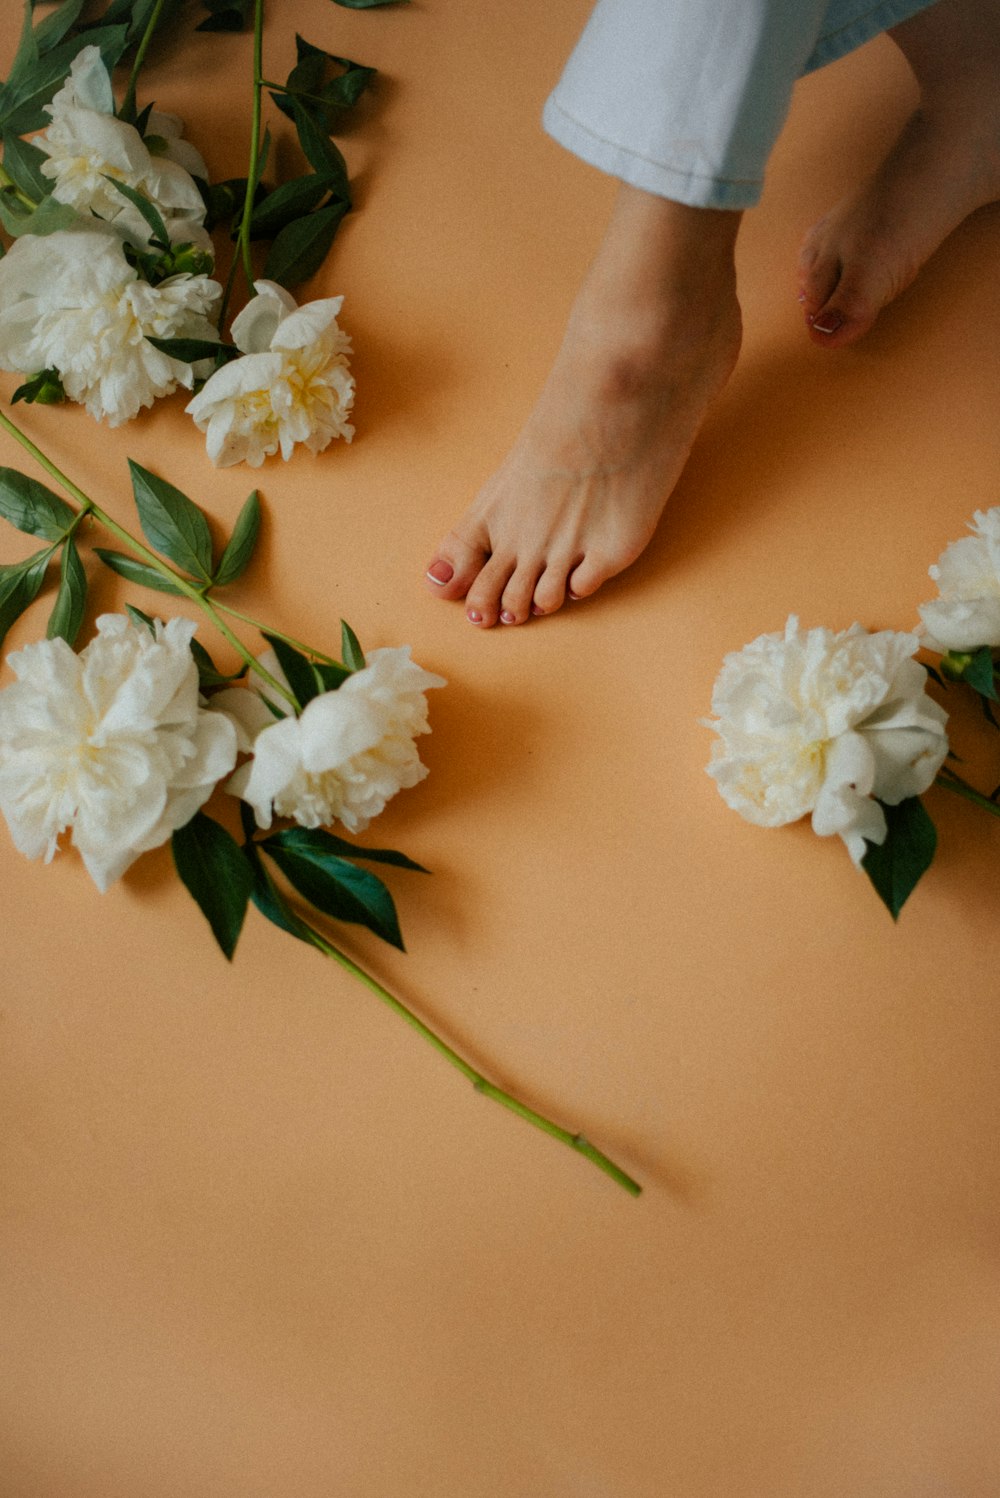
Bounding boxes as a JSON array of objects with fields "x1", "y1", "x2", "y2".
[
  {"x1": 172, "y1": 812, "x2": 255, "y2": 961},
  {"x1": 861, "y1": 797, "x2": 937, "y2": 920},
  {"x1": 93, "y1": 548, "x2": 188, "y2": 597},
  {"x1": 1, "y1": 133, "x2": 50, "y2": 200},
  {"x1": 46, "y1": 534, "x2": 87, "y2": 646},
  {"x1": 0, "y1": 548, "x2": 53, "y2": 649},
  {"x1": 340, "y1": 618, "x2": 365, "y2": 671},
  {"x1": 35, "y1": 0, "x2": 88, "y2": 55},
  {"x1": 0, "y1": 191, "x2": 80, "y2": 238},
  {"x1": 213, "y1": 490, "x2": 261, "y2": 587},
  {"x1": 0, "y1": 26, "x2": 128, "y2": 134},
  {"x1": 128, "y1": 460, "x2": 214, "y2": 582},
  {"x1": 0, "y1": 468, "x2": 76, "y2": 540}
]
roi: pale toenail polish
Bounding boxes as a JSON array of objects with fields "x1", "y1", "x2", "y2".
[
  {"x1": 426, "y1": 560, "x2": 454, "y2": 585},
  {"x1": 530, "y1": 604, "x2": 545, "y2": 616},
  {"x1": 811, "y1": 313, "x2": 843, "y2": 335},
  {"x1": 500, "y1": 610, "x2": 516, "y2": 624},
  {"x1": 467, "y1": 608, "x2": 483, "y2": 624}
]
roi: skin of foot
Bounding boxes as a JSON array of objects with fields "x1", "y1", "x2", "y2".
[
  {"x1": 800, "y1": 0, "x2": 1000, "y2": 346},
  {"x1": 425, "y1": 189, "x2": 743, "y2": 626}
]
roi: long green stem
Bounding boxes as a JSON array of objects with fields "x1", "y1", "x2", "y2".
[
  {"x1": 0, "y1": 410, "x2": 296, "y2": 708},
  {"x1": 935, "y1": 766, "x2": 1000, "y2": 820},
  {"x1": 0, "y1": 164, "x2": 37, "y2": 211},
  {"x1": 121, "y1": 0, "x2": 168, "y2": 121},
  {"x1": 306, "y1": 927, "x2": 641, "y2": 1195},
  {"x1": 213, "y1": 597, "x2": 343, "y2": 666},
  {"x1": 220, "y1": 0, "x2": 266, "y2": 329}
]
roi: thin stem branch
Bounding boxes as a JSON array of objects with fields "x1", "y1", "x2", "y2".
[
  {"x1": 220, "y1": 0, "x2": 266, "y2": 331},
  {"x1": 307, "y1": 927, "x2": 642, "y2": 1196},
  {"x1": 213, "y1": 597, "x2": 344, "y2": 666},
  {"x1": 0, "y1": 164, "x2": 37, "y2": 210},
  {"x1": 935, "y1": 766, "x2": 1000, "y2": 820},
  {"x1": 121, "y1": 0, "x2": 168, "y2": 121}
]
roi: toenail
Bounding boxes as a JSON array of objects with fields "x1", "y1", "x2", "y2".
[
  {"x1": 530, "y1": 604, "x2": 545, "y2": 616},
  {"x1": 467, "y1": 608, "x2": 483, "y2": 624},
  {"x1": 500, "y1": 610, "x2": 516, "y2": 624},
  {"x1": 426, "y1": 560, "x2": 454, "y2": 585},
  {"x1": 568, "y1": 590, "x2": 581, "y2": 601},
  {"x1": 811, "y1": 313, "x2": 843, "y2": 335}
]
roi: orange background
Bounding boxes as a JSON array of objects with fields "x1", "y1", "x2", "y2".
[{"x1": 2, "y1": 4, "x2": 1000, "y2": 1495}]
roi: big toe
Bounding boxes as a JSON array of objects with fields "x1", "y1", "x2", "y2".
[
  {"x1": 424, "y1": 528, "x2": 490, "y2": 601},
  {"x1": 805, "y1": 268, "x2": 882, "y2": 348}
]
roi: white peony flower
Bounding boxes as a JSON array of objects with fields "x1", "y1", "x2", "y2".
[
  {"x1": 35, "y1": 46, "x2": 208, "y2": 241},
  {"x1": 917, "y1": 507, "x2": 1000, "y2": 652},
  {"x1": 212, "y1": 646, "x2": 445, "y2": 833},
  {"x1": 186, "y1": 280, "x2": 355, "y2": 467},
  {"x1": 0, "y1": 227, "x2": 221, "y2": 426},
  {"x1": 706, "y1": 617, "x2": 948, "y2": 865},
  {"x1": 0, "y1": 615, "x2": 238, "y2": 892}
]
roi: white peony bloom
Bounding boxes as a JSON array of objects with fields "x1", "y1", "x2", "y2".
[
  {"x1": 917, "y1": 507, "x2": 1000, "y2": 652},
  {"x1": 0, "y1": 227, "x2": 221, "y2": 426},
  {"x1": 212, "y1": 646, "x2": 445, "y2": 833},
  {"x1": 186, "y1": 280, "x2": 355, "y2": 467},
  {"x1": 35, "y1": 46, "x2": 208, "y2": 238},
  {"x1": 706, "y1": 617, "x2": 948, "y2": 865},
  {"x1": 0, "y1": 615, "x2": 237, "y2": 892}
]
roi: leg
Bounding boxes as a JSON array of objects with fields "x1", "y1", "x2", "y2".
[
  {"x1": 425, "y1": 188, "x2": 742, "y2": 626},
  {"x1": 800, "y1": 0, "x2": 1000, "y2": 345}
]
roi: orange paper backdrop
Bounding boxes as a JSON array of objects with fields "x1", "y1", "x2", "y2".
[{"x1": 2, "y1": 4, "x2": 999, "y2": 1495}]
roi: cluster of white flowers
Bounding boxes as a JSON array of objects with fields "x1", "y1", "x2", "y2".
[
  {"x1": 0, "y1": 617, "x2": 443, "y2": 889},
  {"x1": 918, "y1": 506, "x2": 1000, "y2": 652},
  {"x1": 0, "y1": 615, "x2": 237, "y2": 891},
  {"x1": 186, "y1": 281, "x2": 356, "y2": 467},
  {"x1": 0, "y1": 226, "x2": 220, "y2": 425},
  {"x1": 36, "y1": 46, "x2": 210, "y2": 252},
  {"x1": 212, "y1": 646, "x2": 446, "y2": 833},
  {"x1": 706, "y1": 616, "x2": 949, "y2": 865}
]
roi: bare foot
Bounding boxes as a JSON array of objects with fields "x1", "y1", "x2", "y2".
[
  {"x1": 425, "y1": 190, "x2": 742, "y2": 626},
  {"x1": 800, "y1": 0, "x2": 1000, "y2": 347}
]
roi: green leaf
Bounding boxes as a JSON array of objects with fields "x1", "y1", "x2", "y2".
[
  {"x1": 34, "y1": 0, "x2": 88, "y2": 54},
  {"x1": 107, "y1": 177, "x2": 170, "y2": 248},
  {"x1": 1, "y1": 133, "x2": 51, "y2": 200},
  {"x1": 2, "y1": 1, "x2": 41, "y2": 96},
  {"x1": 240, "y1": 803, "x2": 315, "y2": 943},
  {"x1": 128, "y1": 460, "x2": 214, "y2": 582},
  {"x1": 314, "y1": 659, "x2": 351, "y2": 691},
  {"x1": 11, "y1": 368, "x2": 66, "y2": 406},
  {"x1": 213, "y1": 490, "x2": 261, "y2": 587},
  {"x1": 0, "y1": 549, "x2": 53, "y2": 649},
  {"x1": 248, "y1": 172, "x2": 328, "y2": 239},
  {"x1": 196, "y1": 0, "x2": 252, "y2": 31},
  {"x1": 270, "y1": 41, "x2": 376, "y2": 128},
  {"x1": 189, "y1": 637, "x2": 246, "y2": 689},
  {"x1": 286, "y1": 829, "x2": 428, "y2": 873},
  {"x1": 0, "y1": 191, "x2": 80, "y2": 238},
  {"x1": 172, "y1": 812, "x2": 254, "y2": 961},
  {"x1": 340, "y1": 618, "x2": 365, "y2": 671},
  {"x1": 198, "y1": 175, "x2": 250, "y2": 232},
  {"x1": 329, "y1": 0, "x2": 409, "y2": 8},
  {"x1": 0, "y1": 468, "x2": 76, "y2": 540},
  {"x1": 46, "y1": 535, "x2": 87, "y2": 646},
  {"x1": 861, "y1": 797, "x2": 937, "y2": 920},
  {"x1": 125, "y1": 602, "x2": 156, "y2": 634},
  {"x1": 262, "y1": 632, "x2": 320, "y2": 709},
  {"x1": 145, "y1": 335, "x2": 235, "y2": 365},
  {"x1": 260, "y1": 827, "x2": 406, "y2": 950},
  {"x1": 263, "y1": 200, "x2": 350, "y2": 289},
  {"x1": 0, "y1": 26, "x2": 128, "y2": 134},
  {"x1": 289, "y1": 97, "x2": 351, "y2": 197},
  {"x1": 94, "y1": 548, "x2": 188, "y2": 597},
  {"x1": 964, "y1": 645, "x2": 998, "y2": 701}
]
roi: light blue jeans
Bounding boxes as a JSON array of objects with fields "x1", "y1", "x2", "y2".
[{"x1": 543, "y1": 0, "x2": 939, "y2": 208}]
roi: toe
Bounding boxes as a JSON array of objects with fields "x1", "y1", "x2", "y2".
[
  {"x1": 806, "y1": 272, "x2": 880, "y2": 348},
  {"x1": 566, "y1": 548, "x2": 628, "y2": 602},
  {"x1": 531, "y1": 562, "x2": 573, "y2": 617},
  {"x1": 499, "y1": 564, "x2": 545, "y2": 625},
  {"x1": 425, "y1": 526, "x2": 490, "y2": 601},
  {"x1": 798, "y1": 232, "x2": 841, "y2": 320},
  {"x1": 465, "y1": 555, "x2": 514, "y2": 628}
]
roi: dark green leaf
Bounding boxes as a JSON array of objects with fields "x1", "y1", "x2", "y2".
[
  {"x1": 11, "y1": 367, "x2": 65, "y2": 406},
  {"x1": 340, "y1": 618, "x2": 365, "y2": 671},
  {"x1": 189, "y1": 637, "x2": 246, "y2": 688},
  {"x1": 213, "y1": 490, "x2": 261, "y2": 587},
  {"x1": 922, "y1": 663, "x2": 946, "y2": 690},
  {"x1": 270, "y1": 41, "x2": 376, "y2": 128},
  {"x1": 145, "y1": 335, "x2": 236, "y2": 365},
  {"x1": 0, "y1": 27, "x2": 128, "y2": 134},
  {"x1": 0, "y1": 548, "x2": 53, "y2": 649},
  {"x1": 263, "y1": 200, "x2": 350, "y2": 288},
  {"x1": 125, "y1": 602, "x2": 156, "y2": 634},
  {"x1": 240, "y1": 803, "x2": 315, "y2": 943},
  {"x1": 0, "y1": 191, "x2": 79, "y2": 237},
  {"x1": 262, "y1": 632, "x2": 320, "y2": 709},
  {"x1": 861, "y1": 797, "x2": 937, "y2": 920},
  {"x1": 34, "y1": 0, "x2": 88, "y2": 54},
  {"x1": 172, "y1": 812, "x2": 254, "y2": 961},
  {"x1": 3, "y1": 1, "x2": 40, "y2": 94},
  {"x1": 283, "y1": 829, "x2": 428, "y2": 873},
  {"x1": 289, "y1": 97, "x2": 351, "y2": 197},
  {"x1": 46, "y1": 535, "x2": 87, "y2": 646},
  {"x1": 248, "y1": 172, "x2": 328, "y2": 239},
  {"x1": 196, "y1": 0, "x2": 252, "y2": 30},
  {"x1": 128, "y1": 460, "x2": 214, "y2": 582},
  {"x1": 261, "y1": 826, "x2": 406, "y2": 949},
  {"x1": 198, "y1": 175, "x2": 250, "y2": 232},
  {"x1": 94, "y1": 548, "x2": 188, "y2": 596},
  {"x1": 1, "y1": 133, "x2": 50, "y2": 200},
  {"x1": 107, "y1": 177, "x2": 170, "y2": 247},
  {"x1": 0, "y1": 468, "x2": 76, "y2": 540},
  {"x1": 329, "y1": 0, "x2": 409, "y2": 8},
  {"x1": 965, "y1": 645, "x2": 997, "y2": 701},
  {"x1": 314, "y1": 659, "x2": 351, "y2": 691}
]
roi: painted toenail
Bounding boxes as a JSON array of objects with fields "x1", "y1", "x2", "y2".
[
  {"x1": 467, "y1": 609, "x2": 483, "y2": 624},
  {"x1": 568, "y1": 590, "x2": 581, "y2": 601},
  {"x1": 426, "y1": 560, "x2": 454, "y2": 585},
  {"x1": 500, "y1": 610, "x2": 516, "y2": 624},
  {"x1": 530, "y1": 604, "x2": 545, "y2": 616},
  {"x1": 811, "y1": 313, "x2": 843, "y2": 335}
]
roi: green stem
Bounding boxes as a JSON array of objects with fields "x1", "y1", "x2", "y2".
[
  {"x1": 213, "y1": 597, "x2": 343, "y2": 666},
  {"x1": 935, "y1": 766, "x2": 1000, "y2": 820},
  {"x1": 0, "y1": 409, "x2": 296, "y2": 709},
  {"x1": 121, "y1": 0, "x2": 168, "y2": 121},
  {"x1": 0, "y1": 164, "x2": 37, "y2": 211},
  {"x1": 307, "y1": 927, "x2": 642, "y2": 1196},
  {"x1": 220, "y1": 0, "x2": 266, "y2": 330}
]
